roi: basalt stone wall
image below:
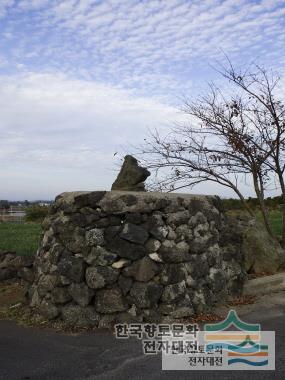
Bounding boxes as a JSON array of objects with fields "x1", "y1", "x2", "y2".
[{"x1": 29, "y1": 191, "x2": 245, "y2": 328}]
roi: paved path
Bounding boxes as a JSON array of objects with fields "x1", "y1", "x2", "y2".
[{"x1": 1, "y1": 293, "x2": 285, "y2": 380}]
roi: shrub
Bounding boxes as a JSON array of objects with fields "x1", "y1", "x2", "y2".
[{"x1": 25, "y1": 205, "x2": 50, "y2": 222}]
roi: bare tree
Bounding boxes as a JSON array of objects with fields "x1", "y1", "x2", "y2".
[
  {"x1": 137, "y1": 63, "x2": 285, "y2": 245},
  {"x1": 219, "y1": 61, "x2": 285, "y2": 245}
]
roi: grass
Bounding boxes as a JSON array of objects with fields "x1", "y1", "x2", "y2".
[
  {"x1": 227, "y1": 208, "x2": 283, "y2": 238},
  {"x1": 256, "y1": 210, "x2": 283, "y2": 237},
  {"x1": 0, "y1": 222, "x2": 42, "y2": 256}
]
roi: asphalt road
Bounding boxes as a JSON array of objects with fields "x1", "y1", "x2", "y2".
[{"x1": 1, "y1": 306, "x2": 285, "y2": 380}]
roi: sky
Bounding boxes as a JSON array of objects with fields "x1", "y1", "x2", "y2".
[{"x1": 1, "y1": 0, "x2": 285, "y2": 200}]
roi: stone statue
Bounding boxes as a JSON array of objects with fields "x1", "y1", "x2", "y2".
[{"x1": 111, "y1": 155, "x2": 150, "y2": 191}]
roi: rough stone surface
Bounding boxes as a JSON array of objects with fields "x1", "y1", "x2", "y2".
[
  {"x1": 51, "y1": 287, "x2": 72, "y2": 304},
  {"x1": 86, "y1": 228, "x2": 105, "y2": 246},
  {"x1": 57, "y1": 256, "x2": 85, "y2": 283},
  {"x1": 111, "y1": 155, "x2": 150, "y2": 191},
  {"x1": 95, "y1": 288, "x2": 128, "y2": 313},
  {"x1": 86, "y1": 266, "x2": 118, "y2": 289},
  {"x1": 0, "y1": 251, "x2": 34, "y2": 282},
  {"x1": 241, "y1": 217, "x2": 285, "y2": 274},
  {"x1": 69, "y1": 282, "x2": 94, "y2": 307},
  {"x1": 61, "y1": 304, "x2": 99, "y2": 327},
  {"x1": 129, "y1": 281, "x2": 163, "y2": 308},
  {"x1": 84, "y1": 246, "x2": 117, "y2": 266},
  {"x1": 29, "y1": 190, "x2": 247, "y2": 327},
  {"x1": 122, "y1": 257, "x2": 160, "y2": 282},
  {"x1": 120, "y1": 223, "x2": 149, "y2": 245}
]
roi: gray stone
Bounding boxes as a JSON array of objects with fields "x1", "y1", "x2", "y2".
[
  {"x1": 8, "y1": 255, "x2": 34, "y2": 269},
  {"x1": 49, "y1": 243, "x2": 65, "y2": 264},
  {"x1": 74, "y1": 191, "x2": 106, "y2": 208},
  {"x1": 64, "y1": 227, "x2": 87, "y2": 254},
  {"x1": 160, "y1": 264, "x2": 187, "y2": 285},
  {"x1": 184, "y1": 254, "x2": 209, "y2": 279},
  {"x1": 95, "y1": 288, "x2": 128, "y2": 313},
  {"x1": 141, "y1": 308, "x2": 161, "y2": 323},
  {"x1": 122, "y1": 257, "x2": 160, "y2": 282},
  {"x1": 167, "y1": 210, "x2": 190, "y2": 226},
  {"x1": 190, "y1": 223, "x2": 213, "y2": 254},
  {"x1": 86, "y1": 266, "x2": 118, "y2": 289},
  {"x1": 18, "y1": 267, "x2": 34, "y2": 283},
  {"x1": 98, "y1": 314, "x2": 116, "y2": 328},
  {"x1": 159, "y1": 294, "x2": 194, "y2": 318},
  {"x1": 40, "y1": 301, "x2": 59, "y2": 320},
  {"x1": 145, "y1": 238, "x2": 161, "y2": 252},
  {"x1": 93, "y1": 218, "x2": 110, "y2": 228},
  {"x1": 208, "y1": 268, "x2": 226, "y2": 292},
  {"x1": 37, "y1": 274, "x2": 58, "y2": 296},
  {"x1": 150, "y1": 225, "x2": 168, "y2": 241},
  {"x1": 104, "y1": 226, "x2": 122, "y2": 241},
  {"x1": 147, "y1": 214, "x2": 168, "y2": 240},
  {"x1": 86, "y1": 228, "x2": 105, "y2": 246},
  {"x1": 111, "y1": 155, "x2": 150, "y2": 191},
  {"x1": 29, "y1": 287, "x2": 40, "y2": 307},
  {"x1": 148, "y1": 253, "x2": 163, "y2": 263},
  {"x1": 129, "y1": 282, "x2": 163, "y2": 308},
  {"x1": 242, "y1": 219, "x2": 285, "y2": 274},
  {"x1": 51, "y1": 287, "x2": 72, "y2": 304},
  {"x1": 186, "y1": 274, "x2": 196, "y2": 288},
  {"x1": 0, "y1": 267, "x2": 17, "y2": 281},
  {"x1": 84, "y1": 246, "x2": 117, "y2": 266},
  {"x1": 175, "y1": 224, "x2": 193, "y2": 242},
  {"x1": 118, "y1": 275, "x2": 133, "y2": 295},
  {"x1": 189, "y1": 211, "x2": 208, "y2": 226},
  {"x1": 161, "y1": 281, "x2": 186, "y2": 303},
  {"x1": 111, "y1": 259, "x2": 130, "y2": 269},
  {"x1": 61, "y1": 304, "x2": 100, "y2": 327},
  {"x1": 0, "y1": 254, "x2": 15, "y2": 269},
  {"x1": 120, "y1": 223, "x2": 149, "y2": 245},
  {"x1": 106, "y1": 236, "x2": 146, "y2": 260},
  {"x1": 57, "y1": 256, "x2": 85, "y2": 283},
  {"x1": 125, "y1": 213, "x2": 143, "y2": 224},
  {"x1": 59, "y1": 275, "x2": 71, "y2": 286},
  {"x1": 109, "y1": 216, "x2": 122, "y2": 226},
  {"x1": 69, "y1": 282, "x2": 94, "y2": 307},
  {"x1": 158, "y1": 240, "x2": 191, "y2": 263},
  {"x1": 167, "y1": 227, "x2": 177, "y2": 240}
]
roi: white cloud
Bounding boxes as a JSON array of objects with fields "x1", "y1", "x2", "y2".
[
  {"x1": 1, "y1": 1, "x2": 285, "y2": 199},
  {"x1": 0, "y1": 72, "x2": 178, "y2": 199},
  {"x1": 0, "y1": 0, "x2": 14, "y2": 18},
  {"x1": 3, "y1": 1, "x2": 285, "y2": 95}
]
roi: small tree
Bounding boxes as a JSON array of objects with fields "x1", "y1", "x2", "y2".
[{"x1": 138, "y1": 63, "x2": 285, "y2": 246}]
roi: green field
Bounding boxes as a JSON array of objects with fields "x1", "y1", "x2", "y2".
[
  {"x1": 255, "y1": 210, "x2": 283, "y2": 237},
  {"x1": 0, "y1": 223, "x2": 42, "y2": 256},
  {"x1": 226, "y1": 208, "x2": 283, "y2": 237}
]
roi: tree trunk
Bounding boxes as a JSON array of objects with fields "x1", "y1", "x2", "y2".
[
  {"x1": 277, "y1": 172, "x2": 285, "y2": 248},
  {"x1": 233, "y1": 187, "x2": 254, "y2": 217},
  {"x1": 253, "y1": 172, "x2": 275, "y2": 238}
]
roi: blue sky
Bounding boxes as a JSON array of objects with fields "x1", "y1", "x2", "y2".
[{"x1": 1, "y1": 0, "x2": 285, "y2": 200}]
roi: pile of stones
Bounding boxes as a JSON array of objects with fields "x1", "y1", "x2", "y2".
[
  {"x1": 28, "y1": 191, "x2": 245, "y2": 328},
  {"x1": 0, "y1": 251, "x2": 34, "y2": 283}
]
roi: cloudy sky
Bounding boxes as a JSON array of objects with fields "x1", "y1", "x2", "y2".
[{"x1": 1, "y1": 0, "x2": 285, "y2": 200}]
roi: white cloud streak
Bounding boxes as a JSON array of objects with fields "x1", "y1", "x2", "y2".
[
  {"x1": 0, "y1": 72, "x2": 178, "y2": 199},
  {"x1": 2, "y1": 1, "x2": 285, "y2": 95},
  {"x1": 1, "y1": 1, "x2": 285, "y2": 199}
]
